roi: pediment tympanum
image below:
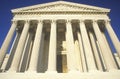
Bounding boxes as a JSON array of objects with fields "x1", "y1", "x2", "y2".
[{"x1": 12, "y1": 1, "x2": 110, "y2": 13}]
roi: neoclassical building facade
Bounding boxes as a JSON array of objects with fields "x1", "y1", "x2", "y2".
[{"x1": 0, "y1": 1, "x2": 120, "y2": 79}]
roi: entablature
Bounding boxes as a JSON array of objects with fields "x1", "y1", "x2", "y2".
[
  {"x1": 13, "y1": 14, "x2": 110, "y2": 21},
  {"x1": 13, "y1": 11, "x2": 108, "y2": 16}
]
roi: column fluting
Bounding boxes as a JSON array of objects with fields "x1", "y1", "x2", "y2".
[
  {"x1": 66, "y1": 20, "x2": 77, "y2": 72},
  {"x1": 79, "y1": 20, "x2": 97, "y2": 72},
  {"x1": 92, "y1": 20, "x2": 117, "y2": 71},
  {"x1": 0, "y1": 20, "x2": 17, "y2": 68},
  {"x1": 47, "y1": 20, "x2": 57, "y2": 72},
  {"x1": 88, "y1": 30, "x2": 103, "y2": 71},
  {"x1": 9, "y1": 20, "x2": 30, "y2": 72},
  {"x1": 77, "y1": 32, "x2": 87, "y2": 72},
  {"x1": 5, "y1": 31, "x2": 21, "y2": 71},
  {"x1": 104, "y1": 20, "x2": 120, "y2": 58},
  {"x1": 28, "y1": 20, "x2": 43, "y2": 72}
]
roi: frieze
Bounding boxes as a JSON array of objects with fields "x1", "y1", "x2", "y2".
[{"x1": 13, "y1": 11, "x2": 108, "y2": 15}]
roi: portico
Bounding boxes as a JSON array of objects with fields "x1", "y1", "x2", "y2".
[
  {"x1": 0, "y1": 1, "x2": 120, "y2": 79},
  {"x1": 0, "y1": 18, "x2": 119, "y2": 72}
]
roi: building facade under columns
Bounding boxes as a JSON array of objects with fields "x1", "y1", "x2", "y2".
[{"x1": 0, "y1": 1, "x2": 120, "y2": 79}]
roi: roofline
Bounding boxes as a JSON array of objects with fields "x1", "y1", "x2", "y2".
[{"x1": 11, "y1": 1, "x2": 110, "y2": 13}]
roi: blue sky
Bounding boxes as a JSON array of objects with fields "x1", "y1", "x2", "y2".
[{"x1": 0, "y1": 0, "x2": 120, "y2": 50}]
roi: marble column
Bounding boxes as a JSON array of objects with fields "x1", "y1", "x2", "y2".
[
  {"x1": 0, "y1": 20, "x2": 17, "y2": 67},
  {"x1": 88, "y1": 30, "x2": 103, "y2": 71},
  {"x1": 9, "y1": 20, "x2": 30, "y2": 72},
  {"x1": 47, "y1": 20, "x2": 57, "y2": 72},
  {"x1": 77, "y1": 32, "x2": 87, "y2": 72},
  {"x1": 79, "y1": 20, "x2": 97, "y2": 72},
  {"x1": 1, "y1": 31, "x2": 19, "y2": 71},
  {"x1": 104, "y1": 20, "x2": 120, "y2": 58},
  {"x1": 96, "y1": 41, "x2": 107, "y2": 71},
  {"x1": 38, "y1": 33, "x2": 45, "y2": 72},
  {"x1": 66, "y1": 20, "x2": 77, "y2": 72},
  {"x1": 25, "y1": 37, "x2": 34, "y2": 71},
  {"x1": 5, "y1": 31, "x2": 21, "y2": 70},
  {"x1": 44, "y1": 35, "x2": 49, "y2": 72},
  {"x1": 20, "y1": 32, "x2": 33, "y2": 72},
  {"x1": 92, "y1": 20, "x2": 117, "y2": 71},
  {"x1": 101, "y1": 32, "x2": 118, "y2": 69},
  {"x1": 66, "y1": 31, "x2": 70, "y2": 71},
  {"x1": 28, "y1": 20, "x2": 43, "y2": 72},
  {"x1": 74, "y1": 40, "x2": 83, "y2": 72}
]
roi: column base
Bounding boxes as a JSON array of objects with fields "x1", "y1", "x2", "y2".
[
  {"x1": 109, "y1": 69, "x2": 118, "y2": 72},
  {"x1": 6, "y1": 68, "x2": 17, "y2": 73},
  {"x1": 6, "y1": 70, "x2": 16, "y2": 73},
  {"x1": 0, "y1": 69, "x2": 3, "y2": 72},
  {"x1": 25, "y1": 71, "x2": 37, "y2": 74},
  {"x1": 88, "y1": 70, "x2": 101, "y2": 73},
  {"x1": 68, "y1": 70, "x2": 81, "y2": 73},
  {"x1": 25, "y1": 70, "x2": 37, "y2": 73},
  {"x1": 45, "y1": 70, "x2": 57, "y2": 74}
]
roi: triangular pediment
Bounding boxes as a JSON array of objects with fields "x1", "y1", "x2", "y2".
[{"x1": 12, "y1": 1, "x2": 110, "y2": 13}]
